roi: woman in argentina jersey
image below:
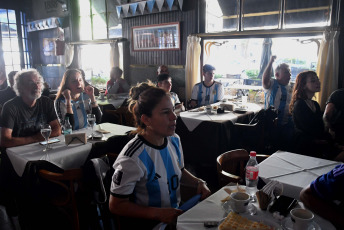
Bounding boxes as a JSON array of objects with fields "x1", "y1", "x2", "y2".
[{"x1": 109, "y1": 87, "x2": 211, "y2": 229}]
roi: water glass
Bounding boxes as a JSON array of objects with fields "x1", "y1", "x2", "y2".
[
  {"x1": 40, "y1": 124, "x2": 52, "y2": 151},
  {"x1": 87, "y1": 114, "x2": 96, "y2": 139}
]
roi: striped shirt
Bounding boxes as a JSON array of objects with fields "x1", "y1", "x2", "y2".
[
  {"x1": 264, "y1": 79, "x2": 292, "y2": 125},
  {"x1": 110, "y1": 134, "x2": 184, "y2": 208},
  {"x1": 54, "y1": 93, "x2": 90, "y2": 130},
  {"x1": 191, "y1": 81, "x2": 224, "y2": 106}
]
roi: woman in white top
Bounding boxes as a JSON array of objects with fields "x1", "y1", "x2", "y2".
[{"x1": 55, "y1": 69, "x2": 102, "y2": 130}]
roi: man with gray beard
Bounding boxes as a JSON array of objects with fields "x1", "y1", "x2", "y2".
[{"x1": 0, "y1": 69, "x2": 61, "y2": 148}]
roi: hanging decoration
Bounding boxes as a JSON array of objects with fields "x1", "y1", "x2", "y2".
[{"x1": 116, "y1": 0, "x2": 183, "y2": 18}]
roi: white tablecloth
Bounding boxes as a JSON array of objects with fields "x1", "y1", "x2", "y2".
[
  {"x1": 6, "y1": 123, "x2": 135, "y2": 177},
  {"x1": 180, "y1": 103, "x2": 261, "y2": 131},
  {"x1": 177, "y1": 186, "x2": 335, "y2": 230},
  {"x1": 97, "y1": 94, "x2": 128, "y2": 109},
  {"x1": 259, "y1": 151, "x2": 341, "y2": 199}
]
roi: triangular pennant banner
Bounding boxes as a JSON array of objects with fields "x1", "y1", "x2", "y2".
[
  {"x1": 166, "y1": 0, "x2": 174, "y2": 10},
  {"x1": 122, "y1": 4, "x2": 130, "y2": 17},
  {"x1": 156, "y1": 0, "x2": 164, "y2": 11},
  {"x1": 116, "y1": 6, "x2": 122, "y2": 18},
  {"x1": 178, "y1": 0, "x2": 183, "y2": 10},
  {"x1": 146, "y1": 0, "x2": 155, "y2": 13},
  {"x1": 130, "y1": 3, "x2": 138, "y2": 16},
  {"x1": 138, "y1": 1, "x2": 146, "y2": 14}
]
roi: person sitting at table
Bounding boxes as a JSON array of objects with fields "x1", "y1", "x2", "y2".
[
  {"x1": 157, "y1": 64, "x2": 169, "y2": 75},
  {"x1": 0, "y1": 69, "x2": 61, "y2": 148},
  {"x1": 157, "y1": 73, "x2": 185, "y2": 114},
  {"x1": 323, "y1": 88, "x2": 344, "y2": 145},
  {"x1": 78, "y1": 68, "x2": 100, "y2": 96},
  {"x1": 300, "y1": 163, "x2": 344, "y2": 229},
  {"x1": 109, "y1": 87, "x2": 211, "y2": 229},
  {"x1": 55, "y1": 69, "x2": 102, "y2": 130},
  {"x1": 0, "y1": 70, "x2": 17, "y2": 113},
  {"x1": 289, "y1": 71, "x2": 344, "y2": 161},
  {"x1": 105, "y1": 67, "x2": 130, "y2": 95},
  {"x1": 263, "y1": 55, "x2": 293, "y2": 151},
  {"x1": 189, "y1": 64, "x2": 224, "y2": 108}
]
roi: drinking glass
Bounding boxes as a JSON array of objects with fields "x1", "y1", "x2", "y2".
[
  {"x1": 40, "y1": 124, "x2": 52, "y2": 151},
  {"x1": 83, "y1": 99, "x2": 92, "y2": 115},
  {"x1": 87, "y1": 114, "x2": 96, "y2": 139}
]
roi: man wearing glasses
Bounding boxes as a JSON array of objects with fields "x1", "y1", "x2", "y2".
[
  {"x1": 0, "y1": 69, "x2": 61, "y2": 148},
  {"x1": 189, "y1": 64, "x2": 224, "y2": 108}
]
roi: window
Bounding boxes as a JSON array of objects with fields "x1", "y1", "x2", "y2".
[
  {"x1": 78, "y1": 0, "x2": 122, "y2": 40},
  {"x1": 204, "y1": 35, "x2": 321, "y2": 100},
  {"x1": 206, "y1": 0, "x2": 331, "y2": 32},
  {"x1": 0, "y1": 9, "x2": 31, "y2": 74},
  {"x1": 79, "y1": 44, "x2": 112, "y2": 89}
]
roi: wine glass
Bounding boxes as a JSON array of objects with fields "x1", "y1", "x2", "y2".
[
  {"x1": 40, "y1": 124, "x2": 52, "y2": 151},
  {"x1": 87, "y1": 114, "x2": 96, "y2": 139}
]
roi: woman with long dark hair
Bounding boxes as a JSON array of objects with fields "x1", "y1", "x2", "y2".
[{"x1": 290, "y1": 71, "x2": 344, "y2": 161}]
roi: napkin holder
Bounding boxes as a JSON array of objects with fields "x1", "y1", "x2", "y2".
[
  {"x1": 65, "y1": 133, "x2": 87, "y2": 146},
  {"x1": 220, "y1": 103, "x2": 234, "y2": 111}
]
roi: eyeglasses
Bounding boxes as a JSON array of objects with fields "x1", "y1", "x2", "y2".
[{"x1": 27, "y1": 80, "x2": 43, "y2": 87}]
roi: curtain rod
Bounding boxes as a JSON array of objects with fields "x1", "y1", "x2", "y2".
[
  {"x1": 190, "y1": 27, "x2": 334, "y2": 38},
  {"x1": 67, "y1": 38, "x2": 125, "y2": 45}
]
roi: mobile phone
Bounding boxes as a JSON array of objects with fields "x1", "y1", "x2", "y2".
[
  {"x1": 269, "y1": 195, "x2": 298, "y2": 216},
  {"x1": 40, "y1": 138, "x2": 60, "y2": 145}
]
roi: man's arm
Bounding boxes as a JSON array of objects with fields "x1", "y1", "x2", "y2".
[
  {"x1": 1, "y1": 127, "x2": 45, "y2": 148},
  {"x1": 323, "y1": 102, "x2": 335, "y2": 131},
  {"x1": 300, "y1": 185, "x2": 344, "y2": 229},
  {"x1": 49, "y1": 119, "x2": 61, "y2": 138},
  {"x1": 262, "y1": 55, "x2": 276, "y2": 89}
]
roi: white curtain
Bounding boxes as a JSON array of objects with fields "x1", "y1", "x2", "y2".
[
  {"x1": 185, "y1": 35, "x2": 201, "y2": 102},
  {"x1": 110, "y1": 41, "x2": 120, "y2": 68},
  {"x1": 316, "y1": 30, "x2": 340, "y2": 110},
  {"x1": 64, "y1": 43, "x2": 74, "y2": 68}
]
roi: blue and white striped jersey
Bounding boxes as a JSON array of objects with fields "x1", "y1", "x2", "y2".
[
  {"x1": 110, "y1": 134, "x2": 184, "y2": 208},
  {"x1": 191, "y1": 81, "x2": 224, "y2": 106},
  {"x1": 264, "y1": 79, "x2": 292, "y2": 126}
]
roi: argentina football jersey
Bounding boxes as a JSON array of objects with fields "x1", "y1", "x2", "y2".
[{"x1": 110, "y1": 134, "x2": 184, "y2": 208}]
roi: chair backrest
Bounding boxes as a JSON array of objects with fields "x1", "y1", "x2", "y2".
[
  {"x1": 104, "y1": 107, "x2": 135, "y2": 127},
  {"x1": 38, "y1": 168, "x2": 83, "y2": 230},
  {"x1": 216, "y1": 149, "x2": 269, "y2": 187}
]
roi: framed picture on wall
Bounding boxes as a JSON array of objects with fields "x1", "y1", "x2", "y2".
[{"x1": 132, "y1": 22, "x2": 180, "y2": 51}]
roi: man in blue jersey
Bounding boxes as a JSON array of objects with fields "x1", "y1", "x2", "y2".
[
  {"x1": 300, "y1": 164, "x2": 344, "y2": 229},
  {"x1": 189, "y1": 64, "x2": 224, "y2": 108},
  {"x1": 263, "y1": 55, "x2": 293, "y2": 150}
]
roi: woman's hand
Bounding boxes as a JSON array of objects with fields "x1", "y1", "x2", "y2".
[
  {"x1": 156, "y1": 208, "x2": 183, "y2": 223},
  {"x1": 62, "y1": 89, "x2": 71, "y2": 101},
  {"x1": 85, "y1": 85, "x2": 95, "y2": 97},
  {"x1": 197, "y1": 181, "x2": 211, "y2": 200}
]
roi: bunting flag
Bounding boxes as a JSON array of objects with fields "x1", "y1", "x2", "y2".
[
  {"x1": 130, "y1": 3, "x2": 138, "y2": 16},
  {"x1": 138, "y1": 1, "x2": 146, "y2": 14},
  {"x1": 122, "y1": 4, "x2": 130, "y2": 17},
  {"x1": 116, "y1": 6, "x2": 122, "y2": 18},
  {"x1": 156, "y1": 0, "x2": 164, "y2": 11},
  {"x1": 178, "y1": 0, "x2": 183, "y2": 10},
  {"x1": 166, "y1": 0, "x2": 174, "y2": 10},
  {"x1": 146, "y1": 0, "x2": 155, "y2": 13}
]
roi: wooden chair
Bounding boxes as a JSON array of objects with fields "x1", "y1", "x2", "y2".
[
  {"x1": 38, "y1": 168, "x2": 83, "y2": 230},
  {"x1": 104, "y1": 107, "x2": 135, "y2": 127},
  {"x1": 216, "y1": 149, "x2": 269, "y2": 187}
]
